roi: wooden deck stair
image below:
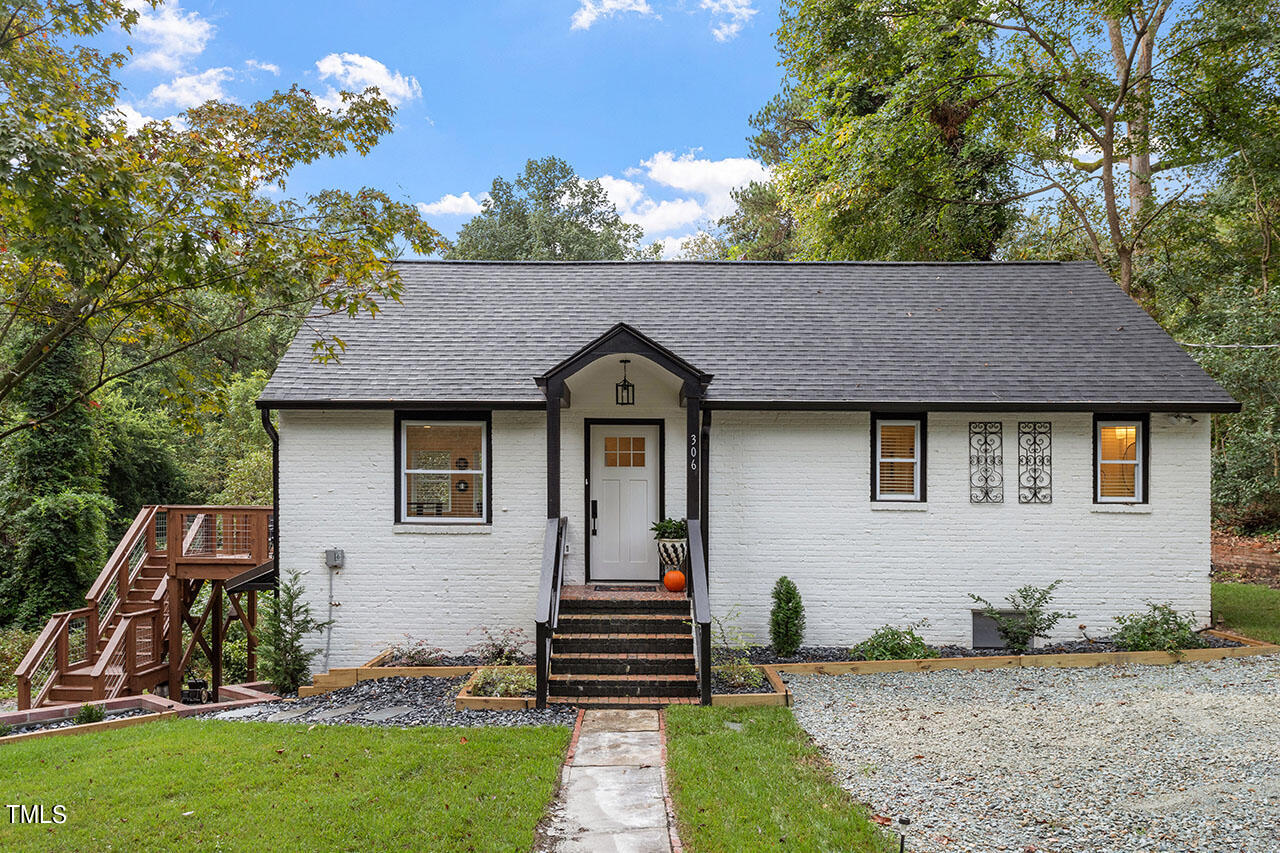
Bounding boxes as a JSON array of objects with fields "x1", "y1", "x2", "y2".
[{"x1": 14, "y1": 505, "x2": 274, "y2": 710}]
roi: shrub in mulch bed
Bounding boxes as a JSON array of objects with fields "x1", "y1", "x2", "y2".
[
  {"x1": 711, "y1": 669, "x2": 775, "y2": 694},
  {"x1": 743, "y1": 633, "x2": 1243, "y2": 665},
  {"x1": 1, "y1": 707, "x2": 153, "y2": 738}
]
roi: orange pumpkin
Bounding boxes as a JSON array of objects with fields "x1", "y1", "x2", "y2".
[{"x1": 663, "y1": 570, "x2": 686, "y2": 593}]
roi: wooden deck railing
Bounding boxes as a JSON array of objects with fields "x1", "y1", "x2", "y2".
[
  {"x1": 534, "y1": 516, "x2": 569, "y2": 709},
  {"x1": 15, "y1": 504, "x2": 273, "y2": 709}
]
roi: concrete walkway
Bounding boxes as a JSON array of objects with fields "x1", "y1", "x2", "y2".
[{"x1": 538, "y1": 709, "x2": 680, "y2": 853}]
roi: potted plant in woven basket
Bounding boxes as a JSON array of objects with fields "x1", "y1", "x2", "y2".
[{"x1": 651, "y1": 518, "x2": 689, "y2": 574}]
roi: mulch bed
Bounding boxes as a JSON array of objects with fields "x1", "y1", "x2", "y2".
[
  {"x1": 743, "y1": 633, "x2": 1242, "y2": 665},
  {"x1": 377, "y1": 654, "x2": 534, "y2": 667},
  {"x1": 711, "y1": 671, "x2": 776, "y2": 694},
  {"x1": 2, "y1": 707, "x2": 153, "y2": 738}
]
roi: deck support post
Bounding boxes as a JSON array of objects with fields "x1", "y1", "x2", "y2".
[
  {"x1": 211, "y1": 581, "x2": 224, "y2": 703},
  {"x1": 167, "y1": 576, "x2": 183, "y2": 695},
  {"x1": 246, "y1": 590, "x2": 258, "y2": 682}
]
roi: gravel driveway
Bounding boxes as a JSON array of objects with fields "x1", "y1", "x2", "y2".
[{"x1": 786, "y1": 655, "x2": 1280, "y2": 853}]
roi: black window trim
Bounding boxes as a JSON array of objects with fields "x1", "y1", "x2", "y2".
[
  {"x1": 393, "y1": 410, "x2": 494, "y2": 525},
  {"x1": 870, "y1": 412, "x2": 927, "y2": 502},
  {"x1": 1092, "y1": 412, "x2": 1149, "y2": 505}
]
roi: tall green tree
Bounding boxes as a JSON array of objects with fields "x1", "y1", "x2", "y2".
[
  {"x1": 445, "y1": 156, "x2": 655, "y2": 260},
  {"x1": 0, "y1": 321, "x2": 111, "y2": 627},
  {"x1": 0, "y1": 0, "x2": 444, "y2": 441},
  {"x1": 768, "y1": 0, "x2": 1017, "y2": 261},
  {"x1": 771, "y1": 0, "x2": 1279, "y2": 288}
]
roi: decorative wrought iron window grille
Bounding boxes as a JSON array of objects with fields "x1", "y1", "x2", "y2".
[
  {"x1": 1018, "y1": 421, "x2": 1053, "y2": 504},
  {"x1": 969, "y1": 422, "x2": 1004, "y2": 503}
]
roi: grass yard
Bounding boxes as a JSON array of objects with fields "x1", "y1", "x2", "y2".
[
  {"x1": 1213, "y1": 581, "x2": 1280, "y2": 645},
  {"x1": 664, "y1": 705, "x2": 894, "y2": 853},
  {"x1": 0, "y1": 717, "x2": 569, "y2": 852}
]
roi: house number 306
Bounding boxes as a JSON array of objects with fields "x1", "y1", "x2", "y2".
[{"x1": 689, "y1": 434, "x2": 697, "y2": 471}]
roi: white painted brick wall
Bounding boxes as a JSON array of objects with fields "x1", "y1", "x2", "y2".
[
  {"x1": 279, "y1": 405, "x2": 1211, "y2": 667},
  {"x1": 708, "y1": 411, "x2": 1212, "y2": 649}
]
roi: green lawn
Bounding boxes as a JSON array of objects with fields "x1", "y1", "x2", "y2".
[
  {"x1": 664, "y1": 705, "x2": 894, "y2": 853},
  {"x1": 0, "y1": 718, "x2": 568, "y2": 852},
  {"x1": 1214, "y1": 581, "x2": 1280, "y2": 644}
]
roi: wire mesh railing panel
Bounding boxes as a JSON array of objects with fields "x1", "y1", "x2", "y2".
[
  {"x1": 30, "y1": 643, "x2": 58, "y2": 702},
  {"x1": 153, "y1": 510, "x2": 168, "y2": 552},
  {"x1": 127, "y1": 537, "x2": 147, "y2": 584},
  {"x1": 67, "y1": 616, "x2": 88, "y2": 667},
  {"x1": 97, "y1": 583, "x2": 118, "y2": 627}
]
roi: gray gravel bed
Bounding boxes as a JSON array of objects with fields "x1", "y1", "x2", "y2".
[
  {"x1": 786, "y1": 655, "x2": 1280, "y2": 853},
  {"x1": 4, "y1": 707, "x2": 153, "y2": 736},
  {"x1": 200, "y1": 675, "x2": 576, "y2": 728}
]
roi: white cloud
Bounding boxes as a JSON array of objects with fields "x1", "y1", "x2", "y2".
[
  {"x1": 640, "y1": 150, "x2": 767, "y2": 218},
  {"x1": 571, "y1": 0, "x2": 656, "y2": 30},
  {"x1": 148, "y1": 67, "x2": 233, "y2": 109},
  {"x1": 701, "y1": 0, "x2": 757, "y2": 41},
  {"x1": 126, "y1": 0, "x2": 215, "y2": 72},
  {"x1": 245, "y1": 59, "x2": 280, "y2": 75},
  {"x1": 106, "y1": 103, "x2": 154, "y2": 134},
  {"x1": 417, "y1": 191, "x2": 487, "y2": 217},
  {"x1": 314, "y1": 53, "x2": 421, "y2": 111}
]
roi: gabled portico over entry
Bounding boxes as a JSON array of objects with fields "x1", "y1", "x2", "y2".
[{"x1": 534, "y1": 323, "x2": 714, "y2": 706}]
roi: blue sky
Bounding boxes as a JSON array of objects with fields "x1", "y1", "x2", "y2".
[{"x1": 102, "y1": 1, "x2": 783, "y2": 255}]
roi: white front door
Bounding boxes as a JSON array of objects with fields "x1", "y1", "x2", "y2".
[{"x1": 589, "y1": 424, "x2": 661, "y2": 581}]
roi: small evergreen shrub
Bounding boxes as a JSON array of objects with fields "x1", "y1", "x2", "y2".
[
  {"x1": 386, "y1": 634, "x2": 448, "y2": 666},
  {"x1": 259, "y1": 570, "x2": 331, "y2": 694},
  {"x1": 969, "y1": 580, "x2": 1075, "y2": 653},
  {"x1": 769, "y1": 576, "x2": 806, "y2": 656},
  {"x1": 850, "y1": 622, "x2": 938, "y2": 661},
  {"x1": 1112, "y1": 603, "x2": 1208, "y2": 652},
  {"x1": 466, "y1": 626, "x2": 531, "y2": 665},
  {"x1": 469, "y1": 667, "x2": 536, "y2": 697},
  {"x1": 73, "y1": 703, "x2": 106, "y2": 725}
]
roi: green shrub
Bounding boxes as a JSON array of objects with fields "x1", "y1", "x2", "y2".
[
  {"x1": 386, "y1": 634, "x2": 448, "y2": 666},
  {"x1": 1112, "y1": 602, "x2": 1208, "y2": 652},
  {"x1": 0, "y1": 627, "x2": 40, "y2": 699},
  {"x1": 259, "y1": 570, "x2": 331, "y2": 694},
  {"x1": 469, "y1": 667, "x2": 536, "y2": 697},
  {"x1": 0, "y1": 722, "x2": 12, "y2": 737},
  {"x1": 713, "y1": 659, "x2": 765, "y2": 689},
  {"x1": 969, "y1": 580, "x2": 1075, "y2": 653},
  {"x1": 74, "y1": 703, "x2": 106, "y2": 725},
  {"x1": 850, "y1": 622, "x2": 938, "y2": 661},
  {"x1": 710, "y1": 607, "x2": 764, "y2": 688},
  {"x1": 466, "y1": 626, "x2": 530, "y2": 665},
  {"x1": 769, "y1": 576, "x2": 806, "y2": 656}
]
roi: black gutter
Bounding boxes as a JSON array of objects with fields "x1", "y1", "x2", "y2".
[{"x1": 260, "y1": 408, "x2": 280, "y2": 586}]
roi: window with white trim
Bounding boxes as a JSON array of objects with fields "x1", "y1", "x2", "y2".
[
  {"x1": 875, "y1": 418, "x2": 923, "y2": 501},
  {"x1": 1096, "y1": 420, "x2": 1144, "y2": 503},
  {"x1": 400, "y1": 421, "x2": 487, "y2": 522}
]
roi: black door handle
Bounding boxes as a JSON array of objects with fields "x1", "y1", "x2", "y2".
[{"x1": 591, "y1": 500, "x2": 598, "y2": 536}]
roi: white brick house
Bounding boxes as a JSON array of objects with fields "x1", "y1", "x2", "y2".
[{"x1": 259, "y1": 261, "x2": 1237, "y2": 699}]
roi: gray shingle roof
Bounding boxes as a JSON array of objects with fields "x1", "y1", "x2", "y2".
[{"x1": 258, "y1": 261, "x2": 1238, "y2": 412}]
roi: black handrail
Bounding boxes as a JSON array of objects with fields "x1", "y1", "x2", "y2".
[
  {"x1": 688, "y1": 519, "x2": 712, "y2": 705},
  {"x1": 535, "y1": 516, "x2": 568, "y2": 709}
]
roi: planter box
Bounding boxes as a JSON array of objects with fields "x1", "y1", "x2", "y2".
[
  {"x1": 454, "y1": 666, "x2": 537, "y2": 711},
  {"x1": 711, "y1": 666, "x2": 792, "y2": 707}
]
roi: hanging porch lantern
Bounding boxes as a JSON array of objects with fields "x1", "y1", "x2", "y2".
[{"x1": 615, "y1": 359, "x2": 635, "y2": 406}]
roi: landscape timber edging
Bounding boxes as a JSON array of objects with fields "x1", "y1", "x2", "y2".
[
  {"x1": 767, "y1": 630, "x2": 1279, "y2": 677},
  {"x1": 454, "y1": 666, "x2": 537, "y2": 711}
]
